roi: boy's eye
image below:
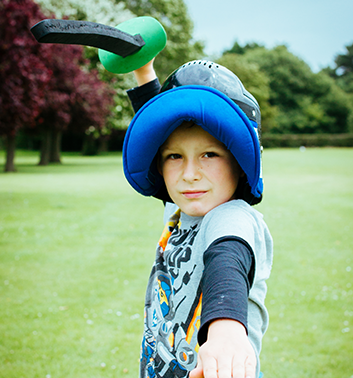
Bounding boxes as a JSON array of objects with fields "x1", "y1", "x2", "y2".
[
  {"x1": 204, "y1": 152, "x2": 218, "y2": 158},
  {"x1": 167, "y1": 153, "x2": 182, "y2": 160}
]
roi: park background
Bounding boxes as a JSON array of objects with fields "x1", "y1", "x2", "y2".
[{"x1": 1, "y1": 0, "x2": 353, "y2": 377}]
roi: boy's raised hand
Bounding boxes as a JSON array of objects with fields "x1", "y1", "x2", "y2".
[
  {"x1": 133, "y1": 58, "x2": 157, "y2": 86},
  {"x1": 189, "y1": 319, "x2": 257, "y2": 378}
]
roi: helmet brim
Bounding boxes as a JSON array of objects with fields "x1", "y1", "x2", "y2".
[{"x1": 123, "y1": 85, "x2": 263, "y2": 201}]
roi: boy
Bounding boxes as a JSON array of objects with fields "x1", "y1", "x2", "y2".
[{"x1": 123, "y1": 59, "x2": 273, "y2": 378}]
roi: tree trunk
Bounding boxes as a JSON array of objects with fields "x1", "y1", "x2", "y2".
[
  {"x1": 38, "y1": 128, "x2": 51, "y2": 165},
  {"x1": 82, "y1": 134, "x2": 97, "y2": 156},
  {"x1": 98, "y1": 135, "x2": 109, "y2": 153},
  {"x1": 4, "y1": 134, "x2": 16, "y2": 172},
  {"x1": 49, "y1": 129, "x2": 62, "y2": 163}
]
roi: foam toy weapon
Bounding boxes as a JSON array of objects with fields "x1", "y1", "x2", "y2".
[{"x1": 30, "y1": 17, "x2": 167, "y2": 74}]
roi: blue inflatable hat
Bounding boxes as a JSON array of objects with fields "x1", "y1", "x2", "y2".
[{"x1": 123, "y1": 60, "x2": 263, "y2": 205}]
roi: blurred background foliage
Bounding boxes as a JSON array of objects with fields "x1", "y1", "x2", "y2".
[{"x1": 1, "y1": 0, "x2": 353, "y2": 172}]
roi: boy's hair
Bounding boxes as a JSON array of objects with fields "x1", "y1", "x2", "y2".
[{"x1": 123, "y1": 60, "x2": 263, "y2": 205}]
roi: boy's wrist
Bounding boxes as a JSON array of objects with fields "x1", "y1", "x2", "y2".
[
  {"x1": 133, "y1": 59, "x2": 157, "y2": 86},
  {"x1": 207, "y1": 318, "x2": 247, "y2": 339}
]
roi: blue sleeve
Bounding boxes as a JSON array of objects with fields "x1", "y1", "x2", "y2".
[
  {"x1": 198, "y1": 236, "x2": 255, "y2": 346},
  {"x1": 127, "y1": 78, "x2": 161, "y2": 113}
]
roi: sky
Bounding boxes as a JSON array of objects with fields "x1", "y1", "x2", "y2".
[{"x1": 183, "y1": 0, "x2": 353, "y2": 72}]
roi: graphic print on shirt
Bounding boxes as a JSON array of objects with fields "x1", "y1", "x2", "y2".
[{"x1": 140, "y1": 222, "x2": 203, "y2": 378}]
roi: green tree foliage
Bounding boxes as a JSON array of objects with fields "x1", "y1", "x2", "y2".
[
  {"x1": 216, "y1": 53, "x2": 277, "y2": 133},
  {"x1": 223, "y1": 40, "x2": 264, "y2": 56},
  {"x1": 335, "y1": 43, "x2": 353, "y2": 130},
  {"x1": 242, "y1": 45, "x2": 351, "y2": 134},
  {"x1": 335, "y1": 43, "x2": 353, "y2": 75},
  {"x1": 38, "y1": 0, "x2": 133, "y2": 26},
  {"x1": 323, "y1": 43, "x2": 353, "y2": 131}
]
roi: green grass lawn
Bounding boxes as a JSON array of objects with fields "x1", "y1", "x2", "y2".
[{"x1": 1, "y1": 148, "x2": 352, "y2": 378}]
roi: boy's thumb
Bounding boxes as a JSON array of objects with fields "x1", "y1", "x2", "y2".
[{"x1": 189, "y1": 362, "x2": 203, "y2": 378}]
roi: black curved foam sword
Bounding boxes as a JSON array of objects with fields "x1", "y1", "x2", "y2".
[{"x1": 30, "y1": 19, "x2": 145, "y2": 58}]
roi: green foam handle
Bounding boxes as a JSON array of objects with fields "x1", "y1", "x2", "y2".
[{"x1": 98, "y1": 16, "x2": 167, "y2": 74}]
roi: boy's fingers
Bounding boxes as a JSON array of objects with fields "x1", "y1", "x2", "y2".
[
  {"x1": 189, "y1": 366, "x2": 203, "y2": 378},
  {"x1": 189, "y1": 355, "x2": 204, "y2": 378},
  {"x1": 230, "y1": 361, "x2": 245, "y2": 378},
  {"x1": 244, "y1": 355, "x2": 257, "y2": 378},
  {"x1": 216, "y1": 356, "x2": 233, "y2": 378},
  {"x1": 191, "y1": 355, "x2": 255, "y2": 378},
  {"x1": 201, "y1": 358, "x2": 218, "y2": 378}
]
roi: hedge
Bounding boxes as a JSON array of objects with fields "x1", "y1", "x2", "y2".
[
  {"x1": 2, "y1": 132, "x2": 353, "y2": 153},
  {"x1": 261, "y1": 133, "x2": 353, "y2": 148}
]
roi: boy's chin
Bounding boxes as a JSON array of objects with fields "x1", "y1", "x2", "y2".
[{"x1": 178, "y1": 203, "x2": 217, "y2": 217}]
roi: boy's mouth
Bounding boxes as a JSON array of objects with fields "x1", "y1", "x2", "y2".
[{"x1": 182, "y1": 190, "x2": 207, "y2": 199}]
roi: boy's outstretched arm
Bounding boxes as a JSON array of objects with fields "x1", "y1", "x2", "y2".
[
  {"x1": 190, "y1": 319, "x2": 256, "y2": 378},
  {"x1": 133, "y1": 58, "x2": 157, "y2": 86}
]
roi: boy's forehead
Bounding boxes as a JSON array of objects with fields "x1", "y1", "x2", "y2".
[{"x1": 161, "y1": 122, "x2": 227, "y2": 149}]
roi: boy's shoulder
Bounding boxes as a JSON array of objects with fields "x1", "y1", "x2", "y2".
[
  {"x1": 200, "y1": 200, "x2": 269, "y2": 252},
  {"x1": 163, "y1": 200, "x2": 272, "y2": 261},
  {"x1": 204, "y1": 200, "x2": 263, "y2": 226}
]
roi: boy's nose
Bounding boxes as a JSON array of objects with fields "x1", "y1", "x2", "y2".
[{"x1": 182, "y1": 159, "x2": 202, "y2": 182}]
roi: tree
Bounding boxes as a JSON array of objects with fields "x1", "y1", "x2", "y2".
[
  {"x1": 0, "y1": 0, "x2": 115, "y2": 170},
  {"x1": 38, "y1": 0, "x2": 205, "y2": 151},
  {"x1": 223, "y1": 40, "x2": 264, "y2": 56},
  {"x1": 243, "y1": 45, "x2": 351, "y2": 134},
  {"x1": 68, "y1": 65, "x2": 115, "y2": 156},
  {"x1": 0, "y1": 0, "x2": 51, "y2": 171},
  {"x1": 331, "y1": 43, "x2": 353, "y2": 130},
  {"x1": 322, "y1": 43, "x2": 353, "y2": 132},
  {"x1": 36, "y1": 0, "x2": 136, "y2": 151},
  {"x1": 335, "y1": 43, "x2": 353, "y2": 77},
  {"x1": 34, "y1": 43, "x2": 114, "y2": 164}
]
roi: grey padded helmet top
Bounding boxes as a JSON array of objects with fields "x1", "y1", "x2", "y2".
[{"x1": 160, "y1": 60, "x2": 261, "y2": 132}]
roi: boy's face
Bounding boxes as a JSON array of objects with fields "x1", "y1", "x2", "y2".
[{"x1": 159, "y1": 122, "x2": 243, "y2": 217}]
